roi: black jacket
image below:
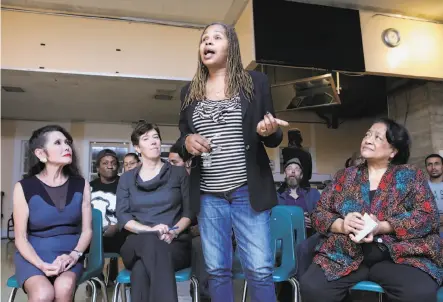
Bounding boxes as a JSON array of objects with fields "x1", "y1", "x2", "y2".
[{"x1": 178, "y1": 70, "x2": 282, "y2": 214}]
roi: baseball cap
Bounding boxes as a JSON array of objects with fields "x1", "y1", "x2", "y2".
[
  {"x1": 96, "y1": 149, "x2": 119, "y2": 166},
  {"x1": 284, "y1": 158, "x2": 303, "y2": 170}
]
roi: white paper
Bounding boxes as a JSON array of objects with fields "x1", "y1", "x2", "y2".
[{"x1": 354, "y1": 213, "x2": 378, "y2": 242}]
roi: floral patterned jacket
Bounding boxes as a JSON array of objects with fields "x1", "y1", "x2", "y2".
[{"x1": 312, "y1": 164, "x2": 443, "y2": 285}]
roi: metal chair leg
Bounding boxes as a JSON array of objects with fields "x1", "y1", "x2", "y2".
[
  {"x1": 92, "y1": 277, "x2": 108, "y2": 302},
  {"x1": 378, "y1": 292, "x2": 383, "y2": 302},
  {"x1": 105, "y1": 260, "x2": 110, "y2": 287},
  {"x1": 7, "y1": 288, "x2": 18, "y2": 302},
  {"x1": 121, "y1": 284, "x2": 128, "y2": 302},
  {"x1": 190, "y1": 277, "x2": 200, "y2": 302},
  {"x1": 112, "y1": 282, "x2": 121, "y2": 302},
  {"x1": 241, "y1": 280, "x2": 248, "y2": 302},
  {"x1": 288, "y1": 277, "x2": 300, "y2": 302},
  {"x1": 87, "y1": 280, "x2": 98, "y2": 302}
]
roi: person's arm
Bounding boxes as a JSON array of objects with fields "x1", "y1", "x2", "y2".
[
  {"x1": 67, "y1": 181, "x2": 92, "y2": 266},
  {"x1": 311, "y1": 169, "x2": 345, "y2": 235},
  {"x1": 258, "y1": 73, "x2": 283, "y2": 148},
  {"x1": 277, "y1": 192, "x2": 287, "y2": 205},
  {"x1": 13, "y1": 182, "x2": 46, "y2": 269},
  {"x1": 329, "y1": 218, "x2": 346, "y2": 234},
  {"x1": 116, "y1": 174, "x2": 153, "y2": 234},
  {"x1": 385, "y1": 168, "x2": 439, "y2": 240},
  {"x1": 172, "y1": 168, "x2": 193, "y2": 235},
  {"x1": 304, "y1": 189, "x2": 321, "y2": 214},
  {"x1": 103, "y1": 224, "x2": 118, "y2": 237},
  {"x1": 73, "y1": 181, "x2": 93, "y2": 253}
]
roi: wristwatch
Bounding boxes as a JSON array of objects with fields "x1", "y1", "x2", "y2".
[{"x1": 72, "y1": 249, "x2": 83, "y2": 257}]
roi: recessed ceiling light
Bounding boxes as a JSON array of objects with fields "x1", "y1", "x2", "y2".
[
  {"x1": 2, "y1": 86, "x2": 25, "y2": 92},
  {"x1": 154, "y1": 94, "x2": 173, "y2": 101}
]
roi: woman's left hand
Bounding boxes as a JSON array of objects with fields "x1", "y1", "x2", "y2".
[
  {"x1": 256, "y1": 113, "x2": 288, "y2": 137},
  {"x1": 64, "y1": 252, "x2": 80, "y2": 271}
]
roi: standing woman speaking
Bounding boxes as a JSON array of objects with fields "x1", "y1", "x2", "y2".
[{"x1": 178, "y1": 22, "x2": 288, "y2": 302}]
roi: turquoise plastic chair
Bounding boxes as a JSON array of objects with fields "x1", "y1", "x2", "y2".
[
  {"x1": 6, "y1": 208, "x2": 106, "y2": 302},
  {"x1": 352, "y1": 281, "x2": 443, "y2": 302},
  {"x1": 234, "y1": 205, "x2": 306, "y2": 302},
  {"x1": 112, "y1": 267, "x2": 200, "y2": 302},
  {"x1": 103, "y1": 252, "x2": 120, "y2": 287},
  {"x1": 352, "y1": 281, "x2": 384, "y2": 302}
]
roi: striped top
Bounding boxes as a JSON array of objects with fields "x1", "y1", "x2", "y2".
[{"x1": 193, "y1": 96, "x2": 247, "y2": 192}]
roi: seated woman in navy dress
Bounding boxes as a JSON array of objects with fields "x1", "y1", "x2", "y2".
[
  {"x1": 116, "y1": 121, "x2": 193, "y2": 302},
  {"x1": 13, "y1": 125, "x2": 92, "y2": 301}
]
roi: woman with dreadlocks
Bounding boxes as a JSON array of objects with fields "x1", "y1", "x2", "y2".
[{"x1": 177, "y1": 22, "x2": 288, "y2": 302}]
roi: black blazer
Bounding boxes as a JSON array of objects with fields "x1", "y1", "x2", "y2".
[{"x1": 178, "y1": 70, "x2": 282, "y2": 214}]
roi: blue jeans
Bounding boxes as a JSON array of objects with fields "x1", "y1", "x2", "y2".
[{"x1": 198, "y1": 185, "x2": 276, "y2": 302}]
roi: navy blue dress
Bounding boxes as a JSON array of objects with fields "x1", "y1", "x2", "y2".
[{"x1": 14, "y1": 176, "x2": 85, "y2": 287}]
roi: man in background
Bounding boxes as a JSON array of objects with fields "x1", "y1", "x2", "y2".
[
  {"x1": 123, "y1": 152, "x2": 140, "y2": 172},
  {"x1": 90, "y1": 149, "x2": 126, "y2": 285},
  {"x1": 425, "y1": 153, "x2": 443, "y2": 232},
  {"x1": 277, "y1": 158, "x2": 320, "y2": 302},
  {"x1": 282, "y1": 129, "x2": 312, "y2": 188},
  {"x1": 277, "y1": 158, "x2": 320, "y2": 236}
]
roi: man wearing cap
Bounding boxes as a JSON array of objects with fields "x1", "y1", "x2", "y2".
[
  {"x1": 277, "y1": 158, "x2": 320, "y2": 302},
  {"x1": 278, "y1": 158, "x2": 320, "y2": 234},
  {"x1": 90, "y1": 149, "x2": 126, "y2": 285},
  {"x1": 282, "y1": 129, "x2": 312, "y2": 188}
]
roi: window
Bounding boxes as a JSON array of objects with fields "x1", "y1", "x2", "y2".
[
  {"x1": 89, "y1": 142, "x2": 130, "y2": 181},
  {"x1": 21, "y1": 140, "x2": 30, "y2": 178},
  {"x1": 160, "y1": 144, "x2": 173, "y2": 160},
  {"x1": 279, "y1": 147, "x2": 285, "y2": 173}
]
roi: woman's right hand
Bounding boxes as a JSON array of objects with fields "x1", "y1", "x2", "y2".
[
  {"x1": 39, "y1": 262, "x2": 61, "y2": 277},
  {"x1": 342, "y1": 212, "x2": 365, "y2": 235},
  {"x1": 150, "y1": 224, "x2": 169, "y2": 235},
  {"x1": 185, "y1": 134, "x2": 211, "y2": 156}
]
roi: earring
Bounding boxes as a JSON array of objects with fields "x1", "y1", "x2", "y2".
[{"x1": 40, "y1": 158, "x2": 47, "y2": 163}]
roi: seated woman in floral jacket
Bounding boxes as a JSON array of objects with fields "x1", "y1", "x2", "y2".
[{"x1": 300, "y1": 118, "x2": 442, "y2": 302}]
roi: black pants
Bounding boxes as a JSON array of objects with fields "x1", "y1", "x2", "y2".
[
  {"x1": 120, "y1": 232, "x2": 191, "y2": 302},
  {"x1": 191, "y1": 236, "x2": 211, "y2": 300},
  {"x1": 103, "y1": 231, "x2": 127, "y2": 282},
  {"x1": 300, "y1": 261, "x2": 439, "y2": 302}
]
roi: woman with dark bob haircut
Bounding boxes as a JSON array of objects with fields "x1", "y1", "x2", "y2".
[
  {"x1": 13, "y1": 125, "x2": 92, "y2": 301},
  {"x1": 116, "y1": 121, "x2": 193, "y2": 302},
  {"x1": 300, "y1": 118, "x2": 442, "y2": 302}
]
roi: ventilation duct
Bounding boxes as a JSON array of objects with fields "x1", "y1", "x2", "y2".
[{"x1": 272, "y1": 74, "x2": 341, "y2": 113}]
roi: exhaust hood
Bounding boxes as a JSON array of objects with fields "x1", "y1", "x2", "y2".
[{"x1": 272, "y1": 73, "x2": 341, "y2": 113}]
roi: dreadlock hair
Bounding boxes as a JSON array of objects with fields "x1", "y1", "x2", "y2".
[{"x1": 182, "y1": 22, "x2": 254, "y2": 109}]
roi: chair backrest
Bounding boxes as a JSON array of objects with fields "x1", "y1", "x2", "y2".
[
  {"x1": 86, "y1": 208, "x2": 104, "y2": 276},
  {"x1": 271, "y1": 205, "x2": 305, "y2": 276}
]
